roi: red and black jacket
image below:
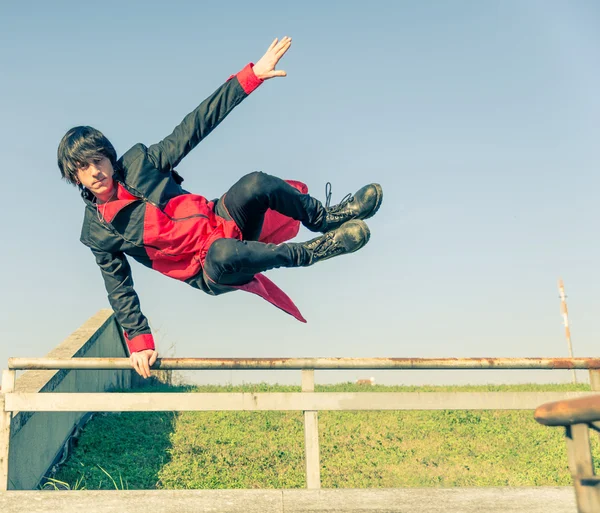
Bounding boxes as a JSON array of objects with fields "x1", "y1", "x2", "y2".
[{"x1": 80, "y1": 64, "x2": 306, "y2": 354}]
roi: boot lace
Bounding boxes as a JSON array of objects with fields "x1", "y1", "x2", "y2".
[
  {"x1": 325, "y1": 182, "x2": 353, "y2": 211},
  {"x1": 305, "y1": 231, "x2": 344, "y2": 259}
]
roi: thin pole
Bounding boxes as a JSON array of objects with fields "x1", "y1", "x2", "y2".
[{"x1": 558, "y1": 278, "x2": 577, "y2": 384}]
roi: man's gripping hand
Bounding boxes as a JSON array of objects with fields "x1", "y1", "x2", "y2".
[
  {"x1": 252, "y1": 36, "x2": 292, "y2": 80},
  {"x1": 130, "y1": 349, "x2": 158, "y2": 379}
]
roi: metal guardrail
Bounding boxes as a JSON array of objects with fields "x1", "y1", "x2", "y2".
[
  {"x1": 2, "y1": 357, "x2": 600, "y2": 492},
  {"x1": 9, "y1": 356, "x2": 600, "y2": 370}
]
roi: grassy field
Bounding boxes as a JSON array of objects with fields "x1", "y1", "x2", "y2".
[{"x1": 47, "y1": 382, "x2": 599, "y2": 490}]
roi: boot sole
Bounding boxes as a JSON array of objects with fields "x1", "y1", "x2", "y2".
[{"x1": 362, "y1": 183, "x2": 383, "y2": 221}]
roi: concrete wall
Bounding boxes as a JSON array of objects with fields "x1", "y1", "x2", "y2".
[{"x1": 6, "y1": 309, "x2": 132, "y2": 490}]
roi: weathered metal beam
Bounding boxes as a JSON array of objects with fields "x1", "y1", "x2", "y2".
[
  {"x1": 535, "y1": 395, "x2": 600, "y2": 426},
  {"x1": 4, "y1": 391, "x2": 595, "y2": 413},
  {"x1": 8, "y1": 357, "x2": 600, "y2": 371}
]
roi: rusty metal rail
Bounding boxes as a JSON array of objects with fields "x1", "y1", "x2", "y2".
[
  {"x1": 535, "y1": 395, "x2": 600, "y2": 427},
  {"x1": 8, "y1": 356, "x2": 600, "y2": 371}
]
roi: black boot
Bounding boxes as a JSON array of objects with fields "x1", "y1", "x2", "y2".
[
  {"x1": 319, "y1": 182, "x2": 383, "y2": 233},
  {"x1": 301, "y1": 219, "x2": 370, "y2": 265}
]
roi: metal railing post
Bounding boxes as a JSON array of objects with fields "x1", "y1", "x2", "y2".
[
  {"x1": 565, "y1": 423, "x2": 600, "y2": 513},
  {"x1": 0, "y1": 369, "x2": 16, "y2": 491},
  {"x1": 302, "y1": 369, "x2": 320, "y2": 489},
  {"x1": 587, "y1": 370, "x2": 600, "y2": 446},
  {"x1": 589, "y1": 370, "x2": 600, "y2": 392}
]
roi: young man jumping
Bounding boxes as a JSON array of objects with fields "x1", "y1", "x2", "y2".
[{"x1": 57, "y1": 37, "x2": 382, "y2": 378}]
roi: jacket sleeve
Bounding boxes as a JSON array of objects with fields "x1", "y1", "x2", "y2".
[
  {"x1": 90, "y1": 247, "x2": 156, "y2": 353},
  {"x1": 146, "y1": 63, "x2": 263, "y2": 172}
]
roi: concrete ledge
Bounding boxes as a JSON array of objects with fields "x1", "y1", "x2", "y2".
[
  {"x1": 5, "y1": 310, "x2": 133, "y2": 489},
  {"x1": 0, "y1": 487, "x2": 577, "y2": 513}
]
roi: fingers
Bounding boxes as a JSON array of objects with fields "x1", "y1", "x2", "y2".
[
  {"x1": 130, "y1": 352, "x2": 156, "y2": 379},
  {"x1": 267, "y1": 36, "x2": 291, "y2": 57},
  {"x1": 276, "y1": 36, "x2": 292, "y2": 47},
  {"x1": 274, "y1": 37, "x2": 292, "y2": 58},
  {"x1": 130, "y1": 355, "x2": 144, "y2": 378},
  {"x1": 141, "y1": 356, "x2": 151, "y2": 379},
  {"x1": 253, "y1": 36, "x2": 292, "y2": 81}
]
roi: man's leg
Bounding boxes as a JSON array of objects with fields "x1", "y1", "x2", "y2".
[
  {"x1": 203, "y1": 238, "x2": 308, "y2": 286},
  {"x1": 218, "y1": 171, "x2": 383, "y2": 239},
  {"x1": 219, "y1": 171, "x2": 325, "y2": 240},
  {"x1": 203, "y1": 220, "x2": 370, "y2": 287}
]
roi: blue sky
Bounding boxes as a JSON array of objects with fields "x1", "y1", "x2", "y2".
[{"x1": 1, "y1": 0, "x2": 599, "y2": 385}]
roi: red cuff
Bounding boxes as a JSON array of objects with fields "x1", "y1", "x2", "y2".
[
  {"x1": 227, "y1": 63, "x2": 263, "y2": 94},
  {"x1": 124, "y1": 332, "x2": 155, "y2": 353}
]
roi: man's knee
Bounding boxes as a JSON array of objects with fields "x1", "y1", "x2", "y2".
[
  {"x1": 204, "y1": 239, "x2": 255, "y2": 286},
  {"x1": 206, "y1": 238, "x2": 239, "y2": 268},
  {"x1": 239, "y1": 171, "x2": 280, "y2": 197}
]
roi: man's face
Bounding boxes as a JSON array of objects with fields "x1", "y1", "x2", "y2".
[{"x1": 76, "y1": 156, "x2": 115, "y2": 197}]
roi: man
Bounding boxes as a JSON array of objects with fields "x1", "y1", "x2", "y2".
[{"x1": 57, "y1": 37, "x2": 382, "y2": 378}]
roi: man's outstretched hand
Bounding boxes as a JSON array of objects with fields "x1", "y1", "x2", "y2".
[
  {"x1": 253, "y1": 36, "x2": 292, "y2": 80},
  {"x1": 130, "y1": 349, "x2": 158, "y2": 379}
]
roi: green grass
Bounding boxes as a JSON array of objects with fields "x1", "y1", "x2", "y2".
[{"x1": 48, "y1": 382, "x2": 598, "y2": 490}]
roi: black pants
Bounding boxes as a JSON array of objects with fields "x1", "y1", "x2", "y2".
[{"x1": 203, "y1": 172, "x2": 325, "y2": 287}]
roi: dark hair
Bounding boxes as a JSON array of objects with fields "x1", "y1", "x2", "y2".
[{"x1": 57, "y1": 126, "x2": 117, "y2": 185}]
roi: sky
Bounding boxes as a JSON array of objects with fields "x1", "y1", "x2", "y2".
[{"x1": 1, "y1": 0, "x2": 599, "y2": 386}]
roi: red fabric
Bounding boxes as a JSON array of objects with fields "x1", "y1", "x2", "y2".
[
  {"x1": 143, "y1": 194, "x2": 241, "y2": 280},
  {"x1": 104, "y1": 180, "x2": 309, "y2": 323},
  {"x1": 143, "y1": 180, "x2": 307, "y2": 278},
  {"x1": 95, "y1": 184, "x2": 138, "y2": 223},
  {"x1": 124, "y1": 332, "x2": 155, "y2": 352},
  {"x1": 228, "y1": 63, "x2": 263, "y2": 94},
  {"x1": 234, "y1": 274, "x2": 307, "y2": 323}
]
